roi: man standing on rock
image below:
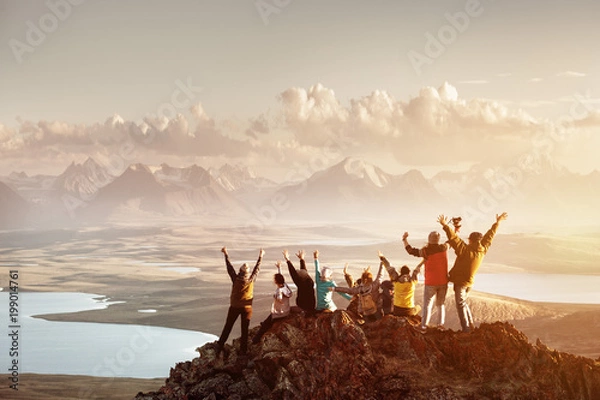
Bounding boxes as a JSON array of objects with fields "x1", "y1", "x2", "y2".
[
  {"x1": 438, "y1": 212, "x2": 508, "y2": 333},
  {"x1": 403, "y1": 230, "x2": 449, "y2": 333},
  {"x1": 216, "y1": 246, "x2": 264, "y2": 355}
]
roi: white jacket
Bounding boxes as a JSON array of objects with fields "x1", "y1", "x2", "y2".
[{"x1": 271, "y1": 283, "x2": 292, "y2": 319}]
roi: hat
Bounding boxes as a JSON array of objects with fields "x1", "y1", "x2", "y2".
[
  {"x1": 428, "y1": 231, "x2": 441, "y2": 244},
  {"x1": 468, "y1": 232, "x2": 483, "y2": 242}
]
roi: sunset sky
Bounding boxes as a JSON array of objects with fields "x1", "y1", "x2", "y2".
[{"x1": 1, "y1": 0, "x2": 599, "y2": 180}]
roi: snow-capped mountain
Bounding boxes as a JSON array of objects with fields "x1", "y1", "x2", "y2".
[
  {"x1": 154, "y1": 163, "x2": 249, "y2": 216},
  {"x1": 275, "y1": 157, "x2": 443, "y2": 221},
  {"x1": 209, "y1": 164, "x2": 277, "y2": 192},
  {"x1": 53, "y1": 157, "x2": 114, "y2": 200}
]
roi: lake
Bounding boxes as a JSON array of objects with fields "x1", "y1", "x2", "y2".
[
  {"x1": 0, "y1": 292, "x2": 217, "y2": 379},
  {"x1": 473, "y1": 273, "x2": 600, "y2": 304}
]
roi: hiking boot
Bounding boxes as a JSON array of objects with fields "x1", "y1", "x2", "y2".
[{"x1": 414, "y1": 325, "x2": 427, "y2": 334}]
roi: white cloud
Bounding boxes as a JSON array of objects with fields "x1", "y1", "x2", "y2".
[
  {"x1": 0, "y1": 83, "x2": 596, "y2": 177},
  {"x1": 556, "y1": 71, "x2": 587, "y2": 78},
  {"x1": 278, "y1": 83, "x2": 349, "y2": 145},
  {"x1": 529, "y1": 78, "x2": 543, "y2": 83},
  {"x1": 458, "y1": 80, "x2": 489, "y2": 84},
  {"x1": 277, "y1": 82, "x2": 541, "y2": 166}
]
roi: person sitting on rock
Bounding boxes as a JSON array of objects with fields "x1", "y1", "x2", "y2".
[
  {"x1": 379, "y1": 250, "x2": 422, "y2": 317},
  {"x1": 332, "y1": 261, "x2": 384, "y2": 322},
  {"x1": 283, "y1": 249, "x2": 316, "y2": 316},
  {"x1": 380, "y1": 280, "x2": 394, "y2": 315},
  {"x1": 252, "y1": 261, "x2": 293, "y2": 344},
  {"x1": 340, "y1": 263, "x2": 361, "y2": 315},
  {"x1": 403, "y1": 230, "x2": 449, "y2": 333},
  {"x1": 314, "y1": 250, "x2": 351, "y2": 312},
  {"x1": 216, "y1": 247, "x2": 263, "y2": 355}
]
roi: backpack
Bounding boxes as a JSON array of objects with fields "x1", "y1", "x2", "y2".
[{"x1": 359, "y1": 285, "x2": 377, "y2": 316}]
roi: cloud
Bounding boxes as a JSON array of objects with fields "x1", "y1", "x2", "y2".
[
  {"x1": 0, "y1": 103, "x2": 256, "y2": 172},
  {"x1": 245, "y1": 114, "x2": 270, "y2": 139},
  {"x1": 278, "y1": 82, "x2": 540, "y2": 166},
  {"x1": 278, "y1": 83, "x2": 349, "y2": 146},
  {"x1": 556, "y1": 71, "x2": 587, "y2": 78},
  {"x1": 458, "y1": 80, "x2": 489, "y2": 84},
  {"x1": 529, "y1": 78, "x2": 543, "y2": 83},
  {"x1": 1, "y1": 83, "x2": 595, "y2": 177}
]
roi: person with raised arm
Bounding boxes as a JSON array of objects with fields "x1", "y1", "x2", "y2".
[
  {"x1": 313, "y1": 250, "x2": 351, "y2": 312},
  {"x1": 333, "y1": 261, "x2": 385, "y2": 322},
  {"x1": 215, "y1": 247, "x2": 263, "y2": 355},
  {"x1": 379, "y1": 250, "x2": 422, "y2": 317},
  {"x1": 252, "y1": 260, "x2": 293, "y2": 344},
  {"x1": 403, "y1": 230, "x2": 449, "y2": 333},
  {"x1": 283, "y1": 249, "x2": 316, "y2": 315},
  {"x1": 438, "y1": 212, "x2": 508, "y2": 333}
]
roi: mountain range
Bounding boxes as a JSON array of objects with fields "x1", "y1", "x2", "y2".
[{"x1": 0, "y1": 156, "x2": 598, "y2": 228}]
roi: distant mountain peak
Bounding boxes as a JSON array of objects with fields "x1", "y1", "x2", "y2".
[
  {"x1": 332, "y1": 157, "x2": 390, "y2": 188},
  {"x1": 127, "y1": 163, "x2": 152, "y2": 173}
]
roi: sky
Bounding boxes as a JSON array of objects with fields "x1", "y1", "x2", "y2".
[{"x1": 0, "y1": 0, "x2": 599, "y2": 180}]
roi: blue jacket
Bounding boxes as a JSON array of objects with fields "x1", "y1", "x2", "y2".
[{"x1": 315, "y1": 259, "x2": 351, "y2": 311}]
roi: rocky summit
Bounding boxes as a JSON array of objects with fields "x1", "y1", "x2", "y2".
[{"x1": 136, "y1": 312, "x2": 600, "y2": 400}]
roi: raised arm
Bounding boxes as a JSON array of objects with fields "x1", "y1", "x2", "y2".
[
  {"x1": 343, "y1": 263, "x2": 355, "y2": 287},
  {"x1": 284, "y1": 249, "x2": 300, "y2": 282},
  {"x1": 296, "y1": 250, "x2": 308, "y2": 271},
  {"x1": 249, "y1": 248, "x2": 264, "y2": 282},
  {"x1": 374, "y1": 261, "x2": 384, "y2": 284},
  {"x1": 313, "y1": 250, "x2": 320, "y2": 281},
  {"x1": 378, "y1": 250, "x2": 398, "y2": 281},
  {"x1": 439, "y1": 214, "x2": 466, "y2": 254},
  {"x1": 222, "y1": 246, "x2": 236, "y2": 282},
  {"x1": 481, "y1": 212, "x2": 507, "y2": 251},
  {"x1": 402, "y1": 232, "x2": 422, "y2": 257},
  {"x1": 411, "y1": 260, "x2": 424, "y2": 282}
]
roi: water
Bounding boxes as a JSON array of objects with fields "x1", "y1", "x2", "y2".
[
  {"x1": 473, "y1": 273, "x2": 600, "y2": 304},
  {"x1": 0, "y1": 292, "x2": 217, "y2": 378}
]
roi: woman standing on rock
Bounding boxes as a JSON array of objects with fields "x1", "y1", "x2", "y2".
[
  {"x1": 252, "y1": 261, "x2": 292, "y2": 343},
  {"x1": 216, "y1": 246, "x2": 263, "y2": 355}
]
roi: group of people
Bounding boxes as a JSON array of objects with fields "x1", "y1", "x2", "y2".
[{"x1": 215, "y1": 212, "x2": 508, "y2": 355}]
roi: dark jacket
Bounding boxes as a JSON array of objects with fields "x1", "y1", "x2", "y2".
[{"x1": 287, "y1": 259, "x2": 316, "y2": 312}]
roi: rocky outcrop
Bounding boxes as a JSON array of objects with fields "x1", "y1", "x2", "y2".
[{"x1": 136, "y1": 312, "x2": 600, "y2": 400}]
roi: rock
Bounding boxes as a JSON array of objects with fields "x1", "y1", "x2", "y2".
[{"x1": 136, "y1": 311, "x2": 600, "y2": 400}]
